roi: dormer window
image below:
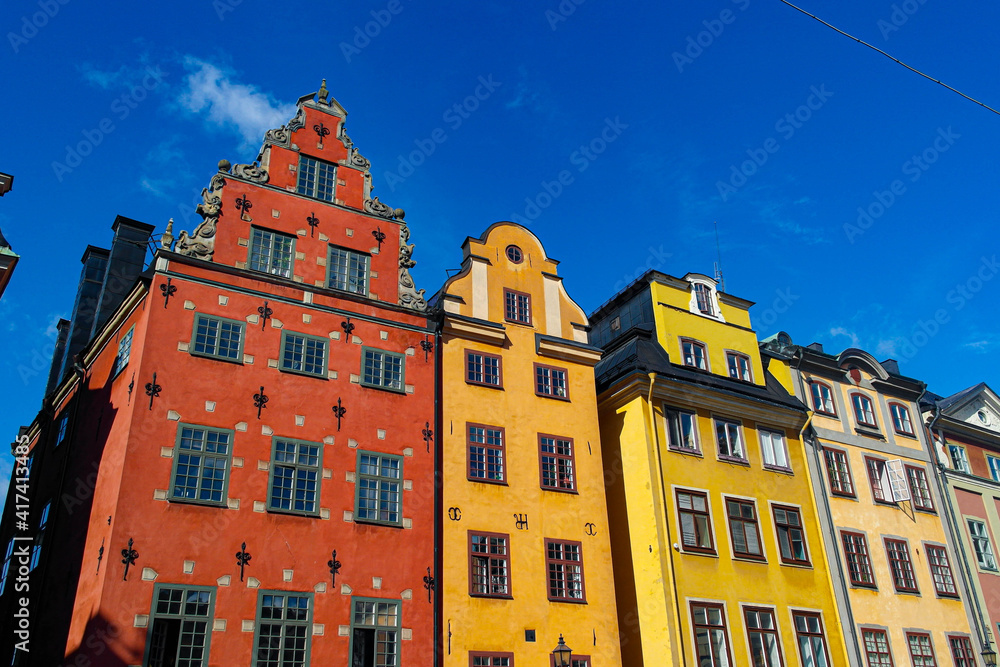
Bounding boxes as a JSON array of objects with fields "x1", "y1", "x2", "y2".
[
  {"x1": 726, "y1": 352, "x2": 752, "y2": 382},
  {"x1": 296, "y1": 156, "x2": 337, "y2": 202},
  {"x1": 692, "y1": 283, "x2": 714, "y2": 316},
  {"x1": 681, "y1": 339, "x2": 708, "y2": 370}
]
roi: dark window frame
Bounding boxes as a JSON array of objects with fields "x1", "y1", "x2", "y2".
[
  {"x1": 538, "y1": 433, "x2": 576, "y2": 493},
  {"x1": 948, "y1": 635, "x2": 976, "y2": 667},
  {"x1": 465, "y1": 349, "x2": 503, "y2": 388},
  {"x1": 690, "y1": 602, "x2": 733, "y2": 666},
  {"x1": 725, "y1": 497, "x2": 764, "y2": 561},
  {"x1": 905, "y1": 632, "x2": 937, "y2": 667},
  {"x1": 503, "y1": 288, "x2": 532, "y2": 325},
  {"x1": 851, "y1": 392, "x2": 879, "y2": 429},
  {"x1": 348, "y1": 596, "x2": 400, "y2": 667},
  {"x1": 773, "y1": 504, "x2": 810, "y2": 566},
  {"x1": 680, "y1": 338, "x2": 709, "y2": 370},
  {"x1": 841, "y1": 530, "x2": 876, "y2": 588},
  {"x1": 905, "y1": 465, "x2": 935, "y2": 512},
  {"x1": 327, "y1": 244, "x2": 371, "y2": 295},
  {"x1": 714, "y1": 417, "x2": 746, "y2": 463},
  {"x1": 864, "y1": 456, "x2": 894, "y2": 505},
  {"x1": 534, "y1": 363, "x2": 569, "y2": 400},
  {"x1": 725, "y1": 351, "x2": 753, "y2": 382},
  {"x1": 545, "y1": 538, "x2": 586, "y2": 603},
  {"x1": 888, "y1": 402, "x2": 915, "y2": 436},
  {"x1": 113, "y1": 325, "x2": 134, "y2": 377},
  {"x1": 823, "y1": 447, "x2": 855, "y2": 497},
  {"x1": 861, "y1": 627, "x2": 895, "y2": 667},
  {"x1": 248, "y1": 226, "x2": 295, "y2": 279},
  {"x1": 467, "y1": 423, "x2": 506, "y2": 485},
  {"x1": 809, "y1": 380, "x2": 837, "y2": 416},
  {"x1": 296, "y1": 155, "x2": 337, "y2": 202},
  {"x1": 759, "y1": 427, "x2": 790, "y2": 471},
  {"x1": 884, "y1": 538, "x2": 919, "y2": 593},
  {"x1": 792, "y1": 611, "x2": 830, "y2": 667},
  {"x1": 472, "y1": 652, "x2": 514, "y2": 666},
  {"x1": 664, "y1": 405, "x2": 700, "y2": 454},
  {"x1": 743, "y1": 606, "x2": 784, "y2": 667},
  {"x1": 468, "y1": 531, "x2": 511, "y2": 599},
  {"x1": 677, "y1": 489, "x2": 716, "y2": 555},
  {"x1": 925, "y1": 544, "x2": 959, "y2": 598}
]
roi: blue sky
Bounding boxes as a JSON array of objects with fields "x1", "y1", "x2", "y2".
[{"x1": 2, "y1": 0, "x2": 999, "y2": 494}]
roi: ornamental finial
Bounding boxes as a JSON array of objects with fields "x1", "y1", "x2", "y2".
[
  {"x1": 161, "y1": 218, "x2": 174, "y2": 251},
  {"x1": 318, "y1": 79, "x2": 329, "y2": 104}
]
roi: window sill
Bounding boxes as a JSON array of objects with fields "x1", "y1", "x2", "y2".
[
  {"x1": 891, "y1": 588, "x2": 922, "y2": 597},
  {"x1": 470, "y1": 593, "x2": 513, "y2": 600},
  {"x1": 680, "y1": 548, "x2": 718, "y2": 558},
  {"x1": 535, "y1": 392, "x2": 570, "y2": 402},
  {"x1": 830, "y1": 491, "x2": 858, "y2": 500},
  {"x1": 717, "y1": 455, "x2": 750, "y2": 466},
  {"x1": 468, "y1": 478, "x2": 508, "y2": 487},
  {"x1": 934, "y1": 591, "x2": 961, "y2": 600},
  {"x1": 279, "y1": 367, "x2": 328, "y2": 380},
  {"x1": 668, "y1": 447, "x2": 703, "y2": 458},
  {"x1": 893, "y1": 429, "x2": 918, "y2": 440},
  {"x1": 354, "y1": 517, "x2": 403, "y2": 528},
  {"x1": 763, "y1": 464, "x2": 794, "y2": 475},
  {"x1": 848, "y1": 582, "x2": 878, "y2": 591},
  {"x1": 732, "y1": 554, "x2": 767, "y2": 564},
  {"x1": 360, "y1": 382, "x2": 406, "y2": 394},
  {"x1": 778, "y1": 560, "x2": 813, "y2": 569},
  {"x1": 466, "y1": 380, "x2": 504, "y2": 390},
  {"x1": 540, "y1": 486, "x2": 579, "y2": 495},
  {"x1": 547, "y1": 597, "x2": 588, "y2": 605},
  {"x1": 855, "y1": 426, "x2": 884, "y2": 440},
  {"x1": 167, "y1": 497, "x2": 228, "y2": 509},
  {"x1": 190, "y1": 351, "x2": 244, "y2": 365},
  {"x1": 503, "y1": 319, "x2": 533, "y2": 328},
  {"x1": 914, "y1": 506, "x2": 938, "y2": 516},
  {"x1": 267, "y1": 506, "x2": 320, "y2": 518}
]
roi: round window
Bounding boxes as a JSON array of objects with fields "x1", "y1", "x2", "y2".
[
  {"x1": 979, "y1": 409, "x2": 991, "y2": 426},
  {"x1": 506, "y1": 245, "x2": 523, "y2": 263}
]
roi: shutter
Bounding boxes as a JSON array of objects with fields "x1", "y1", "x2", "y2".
[{"x1": 885, "y1": 459, "x2": 910, "y2": 502}]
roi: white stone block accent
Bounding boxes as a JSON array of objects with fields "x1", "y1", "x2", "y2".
[
  {"x1": 351, "y1": 335, "x2": 362, "y2": 345},
  {"x1": 247, "y1": 577, "x2": 260, "y2": 589},
  {"x1": 314, "y1": 280, "x2": 325, "y2": 287},
  {"x1": 183, "y1": 300, "x2": 196, "y2": 310},
  {"x1": 283, "y1": 569, "x2": 293, "y2": 582},
  {"x1": 372, "y1": 577, "x2": 382, "y2": 590},
  {"x1": 294, "y1": 251, "x2": 305, "y2": 260},
  {"x1": 312, "y1": 624, "x2": 325, "y2": 636},
  {"x1": 349, "y1": 374, "x2": 360, "y2": 384},
  {"x1": 316, "y1": 257, "x2": 327, "y2": 267},
  {"x1": 314, "y1": 582, "x2": 327, "y2": 593},
  {"x1": 403, "y1": 448, "x2": 413, "y2": 457},
  {"x1": 318, "y1": 233, "x2": 329, "y2": 242},
  {"x1": 380, "y1": 331, "x2": 389, "y2": 340},
  {"x1": 153, "y1": 489, "x2": 168, "y2": 500},
  {"x1": 303, "y1": 291, "x2": 314, "y2": 304},
  {"x1": 213, "y1": 619, "x2": 226, "y2": 632},
  {"x1": 258, "y1": 460, "x2": 269, "y2": 470},
  {"x1": 183, "y1": 560, "x2": 195, "y2": 574},
  {"x1": 402, "y1": 518, "x2": 412, "y2": 529},
  {"x1": 227, "y1": 499, "x2": 240, "y2": 510},
  {"x1": 292, "y1": 275, "x2": 304, "y2": 283},
  {"x1": 341, "y1": 584, "x2": 352, "y2": 595},
  {"x1": 160, "y1": 447, "x2": 173, "y2": 458},
  {"x1": 405, "y1": 385, "x2": 415, "y2": 394},
  {"x1": 328, "y1": 370, "x2": 338, "y2": 379},
  {"x1": 268, "y1": 359, "x2": 279, "y2": 368},
  {"x1": 205, "y1": 401, "x2": 216, "y2": 412},
  {"x1": 237, "y1": 237, "x2": 249, "y2": 247},
  {"x1": 235, "y1": 261, "x2": 247, "y2": 269},
  {"x1": 302, "y1": 314, "x2": 312, "y2": 324},
  {"x1": 330, "y1": 331, "x2": 341, "y2": 340},
  {"x1": 295, "y1": 415, "x2": 305, "y2": 426},
  {"x1": 242, "y1": 620, "x2": 254, "y2": 632},
  {"x1": 323, "y1": 436, "x2": 335, "y2": 445},
  {"x1": 177, "y1": 341, "x2": 190, "y2": 352},
  {"x1": 272, "y1": 209, "x2": 281, "y2": 219},
  {"x1": 402, "y1": 628, "x2": 412, "y2": 641},
  {"x1": 232, "y1": 456, "x2": 244, "y2": 467},
  {"x1": 270, "y1": 318, "x2": 284, "y2": 329},
  {"x1": 243, "y1": 354, "x2": 254, "y2": 364},
  {"x1": 262, "y1": 425, "x2": 273, "y2": 436},
  {"x1": 247, "y1": 314, "x2": 259, "y2": 324},
  {"x1": 343, "y1": 511, "x2": 354, "y2": 522},
  {"x1": 236, "y1": 422, "x2": 248, "y2": 432},
  {"x1": 218, "y1": 575, "x2": 231, "y2": 586},
  {"x1": 346, "y1": 228, "x2": 354, "y2": 237},
  {"x1": 370, "y1": 270, "x2": 378, "y2": 278},
  {"x1": 322, "y1": 468, "x2": 332, "y2": 479},
  {"x1": 320, "y1": 508, "x2": 330, "y2": 520},
  {"x1": 348, "y1": 439, "x2": 358, "y2": 449},
  {"x1": 346, "y1": 471, "x2": 356, "y2": 483},
  {"x1": 403, "y1": 480, "x2": 413, "y2": 491},
  {"x1": 134, "y1": 614, "x2": 149, "y2": 628},
  {"x1": 377, "y1": 429, "x2": 386, "y2": 440},
  {"x1": 219, "y1": 295, "x2": 229, "y2": 305},
  {"x1": 339, "y1": 625, "x2": 350, "y2": 636},
  {"x1": 254, "y1": 501, "x2": 266, "y2": 512},
  {"x1": 401, "y1": 589, "x2": 412, "y2": 600},
  {"x1": 297, "y1": 229, "x2": 307, "y2": 236},
  {"x1": 405, "y1": 347, "x2": 415, "y2": 356},
  {"x1": 167, "y1": 410, "x2": 181, "y2": 421},
  {"x1": 141, "y1": 567, "x2": 158, "y2": 581}
]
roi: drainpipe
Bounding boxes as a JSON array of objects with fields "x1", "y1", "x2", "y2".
[
  {"x1": 792, "y1": 351, "x2": 864, "y2": 666},
  {"x1": 432, "y1": 315, "x2": 443, "y2": 667},
  {"x1": 927, "y1": 404, "x2": 993, "y2": 654},
  {"x1": 645, "y1": 372, "x2": 687, "y2": 666}
]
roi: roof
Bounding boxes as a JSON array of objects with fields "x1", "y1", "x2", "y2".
[{"x1": 0, "y1": 227, "x2": 11, "y2": 251}]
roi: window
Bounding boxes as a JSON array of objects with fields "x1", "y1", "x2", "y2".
[
  {"x1": 714, "y1": 418, "x2": 745, "y2": 461},
  {"x1": 469, "y1": 532, "x2": 510, "y2": 597},
  {"x1": 0, "y1": 539, "x2": 13, "y2": 596},
  {"x1": 249, "y1": 227, "x2": 294, "y2": 278},
  {"x1": 884, "y1": 538, "x2": 918, "y2": 593},
  {"x1": 809, "y1": 381, "x2": 836, "y2": 416},
  {"x1": 534, "y1": 364, "x2": 568, "y2": 399},
  {"x1": 170, "y1": 425, "x2": 233, "y2": 506},
  {"x1": 926, "y1": 545, "x2": 958, "y2": 597},
  {"x1": 793, "y1": 612, "x2": 829, "y2": 667},
  {"x1": 280, "y1": 331, "x2": 327, "y2": 378},
  {"x1": 350, "y1": 598, "x2": 400, "y2": 667},
  {"x1": 113, "y1": 326, "x2": 134, "y2": 376},
  {"x1": 328, "y1": 246, "x2": 370, "y2": 295},
  {"x1": 268, "y1": 439, "x2": 321, "y2": 515},
  {"x1": 55, "y1": 414, "x2": 68, "y2": 446},
  {"x1": 362, "y1": 348, "x2": 405, "y2": 391},
  {"x1": 692, "y1": 282, "x2": 715, "y2": 316},
  {"x1": 545, "y1": 539, "x2": 585, "y2": 602},
  {"x1": 865, "y1": 457, "x2": 892, "y2": 504},
  {"x1": 690, "y1": 603, "x2": 732, "y2": 667},
  {"x1": 968, "y1": 519, "x2": 998, "y2": 570},
  {"x1": 906, "y1": 633, "x2": 937, "y2": 667},
  {"x1": 841, "y1": 531, "x2": 876, "y2": 587},
  {"x1": 862, "y1": 629, "x2": 893, "y2": 667},
  {"x1": 466, "y1": 350, "x2": 502, "y2": 388},
  {"x1": 505, "y1": 244, "x2": 523, "y2": 263},
  {"x1": 905, "y1": 465, "x2": 934, "y2": 511},
  {"x1": 823, "y1": 448, "x2": 855, "y2": 497},
  {"x1": 744, "y1": 607, "x2": 782, "y2": 667},
  {"x1": 468, "y1": 424, "x2": 505, "y2": 484},
  {"x1": 254, "y1": 591, "x2": 312, "y2": 667},
  {"x1": 665, "y1": 406, "x2": 699, "y2": 453},
  {"x1": 889, "y1": 403, "x2": 914, "y2": 436},
  {"x1": 539, "y1": 434, "x2": 575, "y2": 491},
  {"x1": 726, "y1": 352, "x2": 752, "y2": 381},
  {"x1": 677, "y1": 490, "x2": 714, "y2": 554},
  {"x1": 192, "y1": 315, "x2": 244, "y2": 362},
  {"x1": 949, "y1": 445, "x2": 972, "y2": 474},
  {"x1": 773, "y1": 505, "x2": 809, "y2": 565},
  {"x1": 296, "y1": 155, "x2": 336, "y2": 201},
  {"x1": 726, "y1": 498, "x2": 763, "y2": 559},
  {"x1": 949, "y1": 636, "x2": 976, "y2": 667},
  {"x1": 759, "y1": 429, "x2": 789, "y2": 469},
  {"x1": 682, "y1": 339, "x2": 708, "y2": 370},
  {"x1": 145, "y1": 585, "x2": 214, "y2": 667},
  {"x1": 472, "y1": 653, "x2": 513, "y2": 666},
  {"x1": 988, "y1": 455, "x2": 1000, "y2": 482},
  {"x1": 851, "y1": 393, "x2": 878, "y2": 428},
  {"x1": 29, "y1": 502, "x2": 51, "y2": 571},
  {"x1": 356, "y1": 452, "x2": 401, "y2": 525},
  {"x1": 503, "y1": 288, "x2": 531, "y2": 325}
]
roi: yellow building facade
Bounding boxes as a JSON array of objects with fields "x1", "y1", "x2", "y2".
[
  {"x1": 436, "y1": 223, "x2": 622, "y2": 666},
  {"x1": 590, "y1": 272, "x2": 849, "y2": 666},
  {"x1": 765, "y1": 336, "x2": 979, "y2": 665}
]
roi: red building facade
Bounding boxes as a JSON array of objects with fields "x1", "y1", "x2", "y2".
[{"x1": 1, "y1": 83, "x2": 436, "y2": 666}]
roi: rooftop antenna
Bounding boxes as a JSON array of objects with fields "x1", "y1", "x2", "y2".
[{"x1": 713, "y1": 221, "x2": 725, "y2": 293}]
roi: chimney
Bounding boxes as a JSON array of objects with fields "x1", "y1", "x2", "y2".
[
  {"x1": 58, "y1": 246, "x2": 110, "y2": 382},
  {"x1": 881, "y1": 359, "x2": 900, "y2": 375},
  {"x1": 90, "y1": 216, "x2": 154, "y2": 336},
  {"x1": 44, "y1": 318, "x2": 70, "y2": 397},
  {"x1": 806, "y1": 342, "x2": 824, "y2": 353}
]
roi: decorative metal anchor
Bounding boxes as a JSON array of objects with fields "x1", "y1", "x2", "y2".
[
  {"x1": 258, "y1": 300, "x2": 273, "y2": 330},
  {"x1": 313, "y1": 122, "x2": 330, "y2": 143},
  {"x1": 307, "y1": 213, "x2": 319, "y2": 237},
  {"x1": 144, "y1": 373, "x2": 161, "y2": 411},
  {"x1": 422, "y1": 422, "x2": 434, "y2": 453},
  {"x1": 236, "y1": 542, "x2": 252, "y2": 582},
  {"x1": 121, "y1": 538, "x2": 138, "y2": 581},
  {"x1": 372, "y1": 227, "x2": 386, "y2": 250},
  {"x1": 423, "y1": 567, "x2": 435, "y2": 603},
  {"x1": 341, "y1": 317, "x2": 355, "y2": 341},
  {"x1": 159, "y1": 277, "x2": 176, "y2": 308},
  {"x1": 235, "y1": 193, "x2": 253, "y2": 221},
  {"x1": 420, "y1": 336, "x2": 433, "y2": 362},
  {"x1": 253, "y1": 387, "x2": 269, "y2": 419},
  {"x1": 127, "y1": 373, "x2": 135, "y2": 405},
  {"x1": 328, "y1": 550, "x2": 342, "y2": 586},
  {"x1": 96, "y1": 539, "x2": 104, "y2": 575},
  {"x1": 332, "y1": 398, "x2": 346, "y2": 431}
]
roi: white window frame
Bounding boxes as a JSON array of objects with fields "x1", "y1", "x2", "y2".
[
  {"x1": 759, "y1": 428, "x2": 789, "y2": 469},
  {"x1": 969, "y1": 518, "x2": 998, "y2": 571},
  {"x1": 714, "y1": 418, "x2": 745, "y2": 461},
  {"x1": 949, "y1": 444, "x2": 972, "y2": 474}
]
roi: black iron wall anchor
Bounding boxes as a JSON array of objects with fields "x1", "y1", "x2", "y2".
[
  {"x1": 328, "y1": 550, "x2": 342, "y2": 586},
  {"x1": 127, "y1": 373, "x2": 135, "y2": 405},
  {"x1": 96, "y1": 539, "x2": 104, "y2": 575},
  {"x1": 514, "y1": 513, "x2": 529, "y2": 530},
  {"x1": 307, "y1": 213, "x2": 319, "y2": 237},
  {"x1": 422, "y1": 567, "x2": 435, "y2": 603},
  {"x1": 584, "y1": 523, "x2": 597, "y2": 536},
  {"x1": 236, "y1": 542, "x2": 252, "y2": 582},
  {"x1": 121, "y1": 538, "x2": 138, "y2": 581},
  {"x1": 420, "y1": 336, "x2": 433, "y2": 362},
  {"x1": 257, "y1": 300, "x2": 273, "y2": 330},
  {"x1": 159, "y1": 277, "x2": 177, "y2": 308},
  {"x1": 253, "y1": 387, "x2": 269, "y2": 419},
  {"x1": 422, "y1": 422, "x2": 434, "y2": 453},
  {"x1": 332, "y1": 398, "x2": 347, "y2": 431},
  {"x1": 372, "y1": 227, "x2": 386, "y2": 250},
  {"x1": 144, "y1": 373, "x2": 162, "y2": 411},
  {"x1": 341, "y1": 317, "x2": 355, "y2": 341},
  {"x1": 235, "y1": 193, "x2": 253, "y2": 221},
  {"x1": 313, "y1": 122, "x2": 330, "y2": 143}
]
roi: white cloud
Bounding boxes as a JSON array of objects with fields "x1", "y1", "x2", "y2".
[
  {"x1": 78, "y1": 63, "x2": 129, "y2": 90},
  {"x1": 177, "y1": 57, "x2": 296, "y2": 146},
  {"x1": 829, "y1": 326, "x2": 860, "y2": 348}
]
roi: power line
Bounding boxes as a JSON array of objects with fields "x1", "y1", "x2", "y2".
[{"x1": 778, "y1": 0, "x2": 1000, "y2": 117}]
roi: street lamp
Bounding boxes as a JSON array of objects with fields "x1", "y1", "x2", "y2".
[
  {"x1": 982, "y1": 645, "x2": 997, "y2": 667},
  {"x1": 552, "y1": 634, "x2": 572, "y2": 667}
]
